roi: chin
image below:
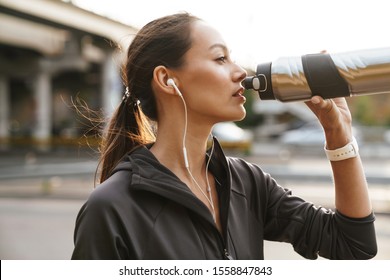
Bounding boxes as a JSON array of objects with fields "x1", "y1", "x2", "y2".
[
  {"x1": 213, "y1": 107, "x2": 246, "y2": 123},
  {"x1": 235, "y1": 108, "x2": 247, "y2": 121},
  {"x1": 224, "y1": 111, "x2": 247, "y2": 122}
]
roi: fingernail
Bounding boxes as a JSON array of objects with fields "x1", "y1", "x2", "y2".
[{"x1": 311, "y1": 96, "x2": 321, "y2": 104}]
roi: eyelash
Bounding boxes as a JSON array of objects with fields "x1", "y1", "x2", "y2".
[{"x1": 216, "y1": 56, "x2": 227, "y2": 63}]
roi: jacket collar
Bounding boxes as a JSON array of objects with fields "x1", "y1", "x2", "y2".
[{"x1": 113, "y1": 137, "x2": 231, "y2": 228}]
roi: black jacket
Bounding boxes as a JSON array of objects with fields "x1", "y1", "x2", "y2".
[{"x1": 72, "y1": 139, "x2": 377, "y2": 260}]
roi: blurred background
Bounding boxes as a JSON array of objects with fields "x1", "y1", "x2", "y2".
[{"x1": 0, "y1": 0, "x2": 389, "y2": 260}]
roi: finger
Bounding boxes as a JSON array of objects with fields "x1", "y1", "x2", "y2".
[{"x1": 311, "y1": 96, "x2": 334, "y2": 113}]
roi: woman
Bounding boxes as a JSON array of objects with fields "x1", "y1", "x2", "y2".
[{"x1": 72, "y1": 13, "x2": 377, "y2": 259}]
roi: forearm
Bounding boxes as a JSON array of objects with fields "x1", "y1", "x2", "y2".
[
  {"x1": 306, "y1": 96, "x2": 373, "y2": 218},
  {"x1": 326, "y1": 131, "x2": 372, "y2": 218}
]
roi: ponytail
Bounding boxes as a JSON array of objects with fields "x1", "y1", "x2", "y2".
[
  {"x1": 98, "y1": 95, "x2": 155, "y2": 183},
  {"x1": 97, "y1": 13, "x2": 197, "y2": 183}
]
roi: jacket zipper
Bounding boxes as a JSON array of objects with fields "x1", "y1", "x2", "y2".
[
  {"x1": 201, "y1": 214, "x2": 232, "y2": 259},
  {"x1": 224, "y1": 248, "x2": 233, "y2": 260},
  {"x1": 215, "y1": 226, "x2": 232, "y2": 259}
]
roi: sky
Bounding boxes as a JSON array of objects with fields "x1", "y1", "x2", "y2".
[{"x1": 73, "y1": 0, "x2": 389, "y2": 70}]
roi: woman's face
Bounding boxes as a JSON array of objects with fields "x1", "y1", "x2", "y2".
[{"x1": 174, "y1": 20, "x2": 247, "y2": 125}]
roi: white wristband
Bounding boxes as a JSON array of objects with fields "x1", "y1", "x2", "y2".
[{"x1": 324, "y1": 136, "x2": 359, "y2": 161}]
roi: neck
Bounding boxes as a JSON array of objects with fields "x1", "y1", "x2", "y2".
[{"x1": 151, "y1": 119, "x2": 212, "y2": 175}]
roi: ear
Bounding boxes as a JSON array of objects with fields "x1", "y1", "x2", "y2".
[{"x1": 153, "y1": 66, "x2": 177, "y2": 96}]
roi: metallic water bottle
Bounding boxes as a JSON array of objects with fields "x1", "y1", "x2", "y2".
[{"x1": 244, "y1": 47, "x2": 390, "y2": 102}]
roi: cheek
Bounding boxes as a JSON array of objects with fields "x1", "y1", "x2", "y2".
[
  {"x1": 194, "y1": 73, "x2": 227, "y2": 98},
  {"x1": 180, "y1": 62, "x2": 230, "y2": 105},
  {"x1": 185, "y1": 61, "x2": 226, "y2": 85}
]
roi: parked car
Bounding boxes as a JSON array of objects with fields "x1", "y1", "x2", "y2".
[
  {"x1": 279, "y1": 121, "x2": 324, "y2": 146},
  {"x1": 278, "y1": 121, "x2": 363, "y2": 156},
  {"x1": 212, "y1": 122, "x2": 253, "y2": 154}
]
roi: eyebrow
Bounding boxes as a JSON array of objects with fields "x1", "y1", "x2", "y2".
[{"x1": 209, "y1": 43, "x2": 229, "y2": 52}]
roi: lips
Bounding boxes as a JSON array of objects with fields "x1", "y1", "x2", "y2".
[{"x1": 233, "y1": 87, "x2": 245, "y2": 97}]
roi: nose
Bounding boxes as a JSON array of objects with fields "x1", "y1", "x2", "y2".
[{"x1": 234, "y1": 63, "x2": 247, "y2": 83}]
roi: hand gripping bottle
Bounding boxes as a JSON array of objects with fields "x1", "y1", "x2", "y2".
[{"x1": 244, "y1": 47, "x2": 390, "y2": 102}]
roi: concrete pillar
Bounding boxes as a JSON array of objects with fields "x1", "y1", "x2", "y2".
[
  {"x1": 102, "y1": 51, "x2": 122, "y2": 117},
  {"x1": 0, "y1": 76, "x2": 10, "y2": 149},
  {"x1": 33, "y1": 71, "x2": 52, "y2": 150}
]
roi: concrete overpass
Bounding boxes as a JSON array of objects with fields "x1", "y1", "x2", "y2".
[{"x1": 0, "y1": 0, "x2": 137, "y2": 150}]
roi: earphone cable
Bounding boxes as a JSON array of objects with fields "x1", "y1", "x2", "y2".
[{"x1": 178, "y1": 92, "x2": 216, "y2": 222}]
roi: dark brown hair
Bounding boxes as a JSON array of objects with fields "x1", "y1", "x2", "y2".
[{"x1": 99, "y1": 13, "x2": 199, "y2": 182}]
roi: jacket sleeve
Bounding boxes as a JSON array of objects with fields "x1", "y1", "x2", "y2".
[
  {"x1": 230, "y1": 158, "x2": 377, "y2": 260},
  {"x1": 71, "y1": 186, "x2": 129, "y2": 260},
  {"x1": 261, "y1": 171, "x2": 377, "y2": 259}
]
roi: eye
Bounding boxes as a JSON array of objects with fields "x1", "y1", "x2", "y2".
[{"x1": 216, "y1": 56, "x2": 227, "y2": 63}]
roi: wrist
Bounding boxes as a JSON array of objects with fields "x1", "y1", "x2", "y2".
[
  {"x1": 324, "y1": 136, "x2": 359, "y2": 161},
  {"x1": 324, "y1": 125, "x2": 353, "y2": 150}
]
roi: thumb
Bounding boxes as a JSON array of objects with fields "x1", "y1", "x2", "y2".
[{"x1": 310, "y1": 96, "x2": 334, "y2": 113}]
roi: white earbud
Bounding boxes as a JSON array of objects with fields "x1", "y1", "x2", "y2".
[
  {"x1": 167, "y1": 78, "x2": 182, "y2": 97},
  {"x1": 167, "y1": 78, "x2": 175, "y2": 87}
]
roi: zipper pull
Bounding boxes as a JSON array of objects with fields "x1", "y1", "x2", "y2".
[{"x1": 224, "y1": 249, "x2": 233, "y2": 260}]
